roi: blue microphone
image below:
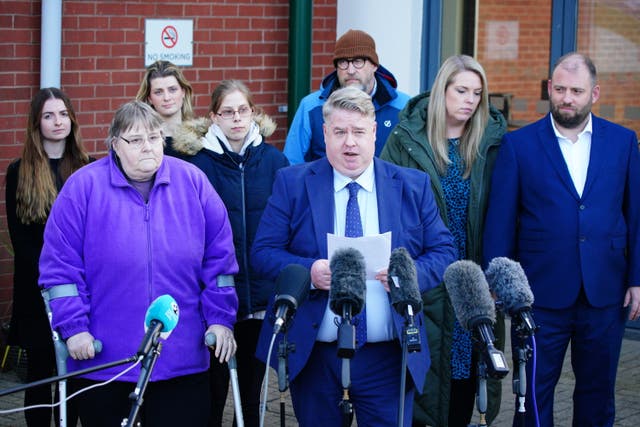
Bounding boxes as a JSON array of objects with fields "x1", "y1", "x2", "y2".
[{"x1": 138, "y1": 295, "x2": 180, "y2": 356}]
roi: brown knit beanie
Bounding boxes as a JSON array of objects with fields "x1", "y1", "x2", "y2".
[{"x1": 333, "y1": 29, "x2": 379, "y2": 67}]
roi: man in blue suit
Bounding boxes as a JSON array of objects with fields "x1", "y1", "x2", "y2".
[
  {"x1": 483, "y1": 53, "x2": 640, "y2": 427},
  {"x1": 252, "y1": 86, "x2": 455, "y2": 426}
]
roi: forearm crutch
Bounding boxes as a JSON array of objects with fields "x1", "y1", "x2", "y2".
[
  {"x1": 41, "y1": 285, "x2": 101, "y2": 427},
  {"x1": 41, "y1": 285, "x2": 78, "y2": 427},
  {"x1": 206, "y1": 333, "x2": 244, "y2": 427}
]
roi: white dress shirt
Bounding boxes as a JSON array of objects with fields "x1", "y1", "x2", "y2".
[
  {"x1": 551, "y1": 114, "x2": 593, "y2": 198},
  {"x1": 316, "y1": 162, "x2": 396, "y2": 343}
]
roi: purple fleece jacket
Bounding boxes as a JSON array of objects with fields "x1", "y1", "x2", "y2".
[{"x1": 39, "y1": 153, "x2": 238, "y2": 381}]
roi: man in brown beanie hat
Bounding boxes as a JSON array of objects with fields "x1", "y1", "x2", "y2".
[{"x1": 283, "y1": 29, "x2": 409, "y2": 165}]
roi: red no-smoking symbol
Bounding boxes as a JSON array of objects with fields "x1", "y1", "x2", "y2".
[{"x1": 161, "y1": 26, "x2": 178, "y2": 48}]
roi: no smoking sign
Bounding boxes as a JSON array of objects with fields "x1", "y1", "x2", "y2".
[
  {"x1": 161, "y1": 25, "x2": 178, "y2": 49},
  {"x1": 145, "y1": 19, "x2": 193, "y2": 66}
]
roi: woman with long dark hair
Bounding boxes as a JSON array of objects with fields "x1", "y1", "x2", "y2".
[{"x1": 6, "y1": 87, "x2": 91, "y2": 426}]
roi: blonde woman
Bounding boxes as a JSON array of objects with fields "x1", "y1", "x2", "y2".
[
  {"x1": 136, "y1": 60, "x2": 194, "y2": 155},
  {"x1": 381, "y1": 55, "x2": 507, "y2": 427}
]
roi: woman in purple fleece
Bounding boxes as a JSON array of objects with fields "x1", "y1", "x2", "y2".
[{"x1": 38, "y1": 101, "x2": 239, "y2": 427}]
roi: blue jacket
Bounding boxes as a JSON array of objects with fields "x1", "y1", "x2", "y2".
[
  {"x1": 484, "y1": 114, "x2": 640, "y2": 308},
  {"x1": 172, "y1": 117, "x2": 290, "y2": 318},
  {"x1": 39, "y1": 153, "x2": 239, "y2": 382},
  {"x1": 283, "y1": 65, "x2": 410, "y2": 164},
  {"x1": 251, "y1": 157, "x2": 456, "y2": 392}
]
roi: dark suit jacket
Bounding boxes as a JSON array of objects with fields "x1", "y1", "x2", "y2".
[
  {"x1": 483, "y1": 114, "x2": 640, "y2": 309},
  {"x1": 252, "y1": 157, "x2": 455, "y2": 392}
]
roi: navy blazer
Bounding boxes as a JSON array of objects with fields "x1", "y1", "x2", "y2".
[
  {"x1": 252, "y1": 157, "x2": 455, "y2": 392},
  {"x1": 483, "y1": 114, "x2": 640, "y2": 309}
]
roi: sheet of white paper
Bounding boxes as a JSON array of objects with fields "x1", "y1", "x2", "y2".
[{"x1": 327, "y1": 232, "x2": 392, "y2": 279}]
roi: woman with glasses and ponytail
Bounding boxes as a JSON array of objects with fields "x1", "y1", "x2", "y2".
[{"x1": 172, "y1": 79, "x2": 288, "y2": 427}]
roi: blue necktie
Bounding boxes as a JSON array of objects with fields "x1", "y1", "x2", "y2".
[
  {"x1": 345, "y1": 182, "x2": 363, "y2": 238},
  {"x1": 345, "y1": 182, "x2": 366, "y2": 347}
]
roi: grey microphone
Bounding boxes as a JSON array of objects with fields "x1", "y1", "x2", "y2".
[
  {"x1": 444, "y1": 260, "x2": 509, "y2": 378},
  {"x1": 388, "y1": 247, "x2": 422, "y2": 352},
  {"x1": 388, "y1": 247, "x2": 422, "y2": 315},
  {"x1": 485, "y1": 257, "x2": 536, "y2": 336},
  {"x1": 329, "y1": 248, "x2": 366, "y2": 316},
  {"x1": 329, "y1": 247, "x2": 366, "y2": 358}
]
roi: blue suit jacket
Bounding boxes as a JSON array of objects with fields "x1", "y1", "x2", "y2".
[
  {"x1": 483, "y1": 114, "x2": 640, "y2": 309},
  {"x1": 252, "y1": 157, "x2": 456, "y2": 392}
]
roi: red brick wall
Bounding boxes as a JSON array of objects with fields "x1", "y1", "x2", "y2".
[{"x1": 0, "y1": 0, "x2": 337, "y2": 323}]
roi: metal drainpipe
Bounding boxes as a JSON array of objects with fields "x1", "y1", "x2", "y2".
[
  {"x1": 40, "y1": 0, "x2": 62, "y2": 89},
  {"x1": 287, "y1": 0, "x2": 313, "y2": 127}
]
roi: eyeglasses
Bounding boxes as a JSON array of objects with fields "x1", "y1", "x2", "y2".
[
  {"x1": 336, "y1": 58, "x2": 367, "y2": 70},
  {"x1": 216, "y1": 106, "x2": 253, "y2": 120},
  {"x1": 120, "y1": 133, "x2": 163, "y2": 149}
]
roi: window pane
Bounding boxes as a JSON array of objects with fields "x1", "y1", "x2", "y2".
[
  {"x1": 577, "y1": 0, "x2": 640, "y2": 136},
  {"x1": 476, "y1": 1, "x2": 553, "y2": 128}
]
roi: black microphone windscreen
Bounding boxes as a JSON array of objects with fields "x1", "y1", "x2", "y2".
[
  {"x1": 485, "y1": 257, "x2": 534, "y2": 315},
  {"x1": 388, "y1": 247, "x2": 422, "y2": 314},
  {"x1": 329, "y1": 247, "x2": 366, "y2": 316},
  {"x1": 274, "y1": 264, "x2": 311, "y2": 310},
  {"x1": 443, "y1": 260, "x2": 496, "y2": 330}
]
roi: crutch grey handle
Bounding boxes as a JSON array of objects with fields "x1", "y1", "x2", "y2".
[
  {"x1": 205, "y1": 333, "x2": 236, "y2": 369},
  {"x1": 57, "y1": 339, "x2": 103, "y2": 361}
]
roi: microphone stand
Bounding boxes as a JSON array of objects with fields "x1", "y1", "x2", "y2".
[
  {"x1": 336, "y1": 306, "x2": 355, "y2": 427},
  {"x1": 511, "y1": 312, "x2": 536, "y2": 427},
  {"x1": 470, "y1": 357, "x2": 489, "y2": 427},
  {"x1": 468, "y1": 322, "x2": 510, "y2": 427},
  {"x1": 0, "y1": 356, "x2": 139, "y2": 398},
  {"x1": 469, "y1": 325, "x2": 495, "y2": 427},
  {"x1": 277, "y1": 333, "x2": 295, "y2": 427},
  {"x1": 121, "y1": 339, "x2": 162, "y2": 427},
  {"x1": 397, "y1": 305, "x2": 421, "y2": 427}
]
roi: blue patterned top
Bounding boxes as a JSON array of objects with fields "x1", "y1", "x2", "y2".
[{"x1": 441, "y1": 138, "x2": 473, "y2": 379}]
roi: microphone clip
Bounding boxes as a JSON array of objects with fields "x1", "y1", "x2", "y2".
[
  {"x1": 336, "y1": 310, "x2": 356, "y2": 359},
  {"x1": 512, "y1": 308, "x2": 537, "y2": 339},
  {"x1": 404, "y1": 325, "x2": 421, "y2": 353},
  {"x1": 471, "y1": 320, "x2": 509, "y2": 379},
  {"x1": 136, "y1": 320, "x2": 164, "y2": 358},
  {"x1": 403, "y1": 306, "x2": 421, "y2": 353}
]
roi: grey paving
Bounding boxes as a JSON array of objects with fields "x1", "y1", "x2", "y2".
[{"x1": 1, "y1": 323, "x2": 639, "y2": 426}]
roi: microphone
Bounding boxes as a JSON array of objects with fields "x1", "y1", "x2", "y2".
[
  {"x1": 485, "y1": 257, "x2": 537, "y2": 337},
  {"x1": 137, "y1": 294, "x2": 180, "y2": 357},
  {"x1": 388, "y1": 247, "x2": 422, "y2": 352},
  {"x1": 329, "y1": 247, "x2": 366, "y2": 358},
  {"x1": 272, "y1": 264, "x2": 311, "y2": 334},
  {"x1": 443, "y1": 260, "x2": 509, "y2": 378}
]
